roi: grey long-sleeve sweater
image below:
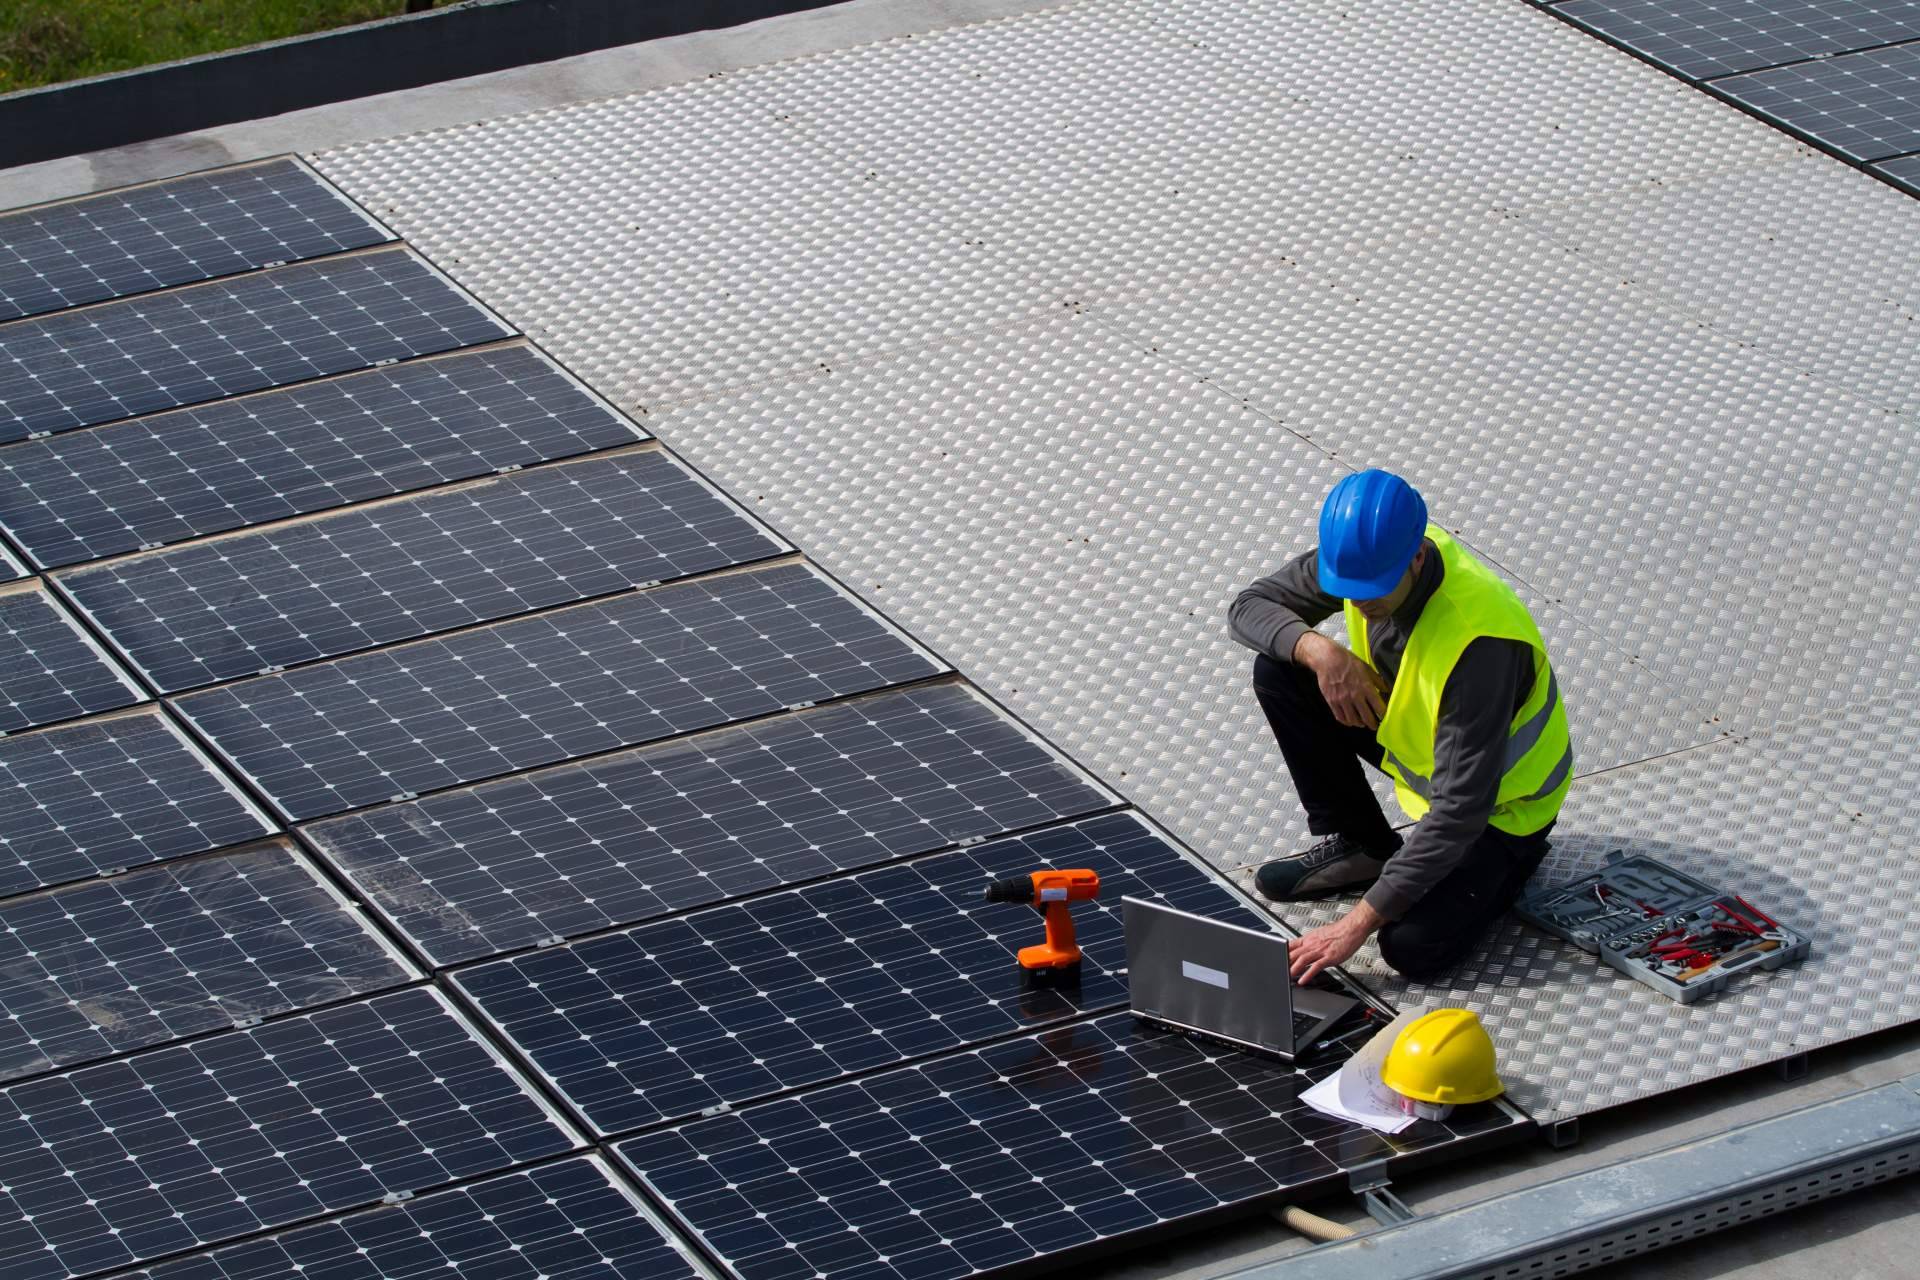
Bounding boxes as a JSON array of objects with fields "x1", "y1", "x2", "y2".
[{"x1": 1227, "y1": 543, "x2": 1535, "y2": 920}]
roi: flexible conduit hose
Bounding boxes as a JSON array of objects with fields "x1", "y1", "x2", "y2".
[{"x1": 1276, "y1": 1205, "x2": 1358, "y2": 1242}]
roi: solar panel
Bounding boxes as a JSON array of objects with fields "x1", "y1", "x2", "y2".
[
  {"x1": 0, "y1": 248, "x2": 513, "y2": 442},
  {"x1": 302, "y1": 683, "x2": 1112, "y2": 966},
  {"x1": 1554, "y1": 0, "x2": 1920, "y2": 80},
  {"x1": 0, "y1": 708, "x2": 276, "y2": 898},
  {"x1": 0, "y1": 159, "x2": 394, "y2": 324},
  {"x1": 1714, "y1": 41, "x2": 1920, "y2": 159},
  {"x1": 1874, "y1": 151, "x2": 1920, "y2": 192},
  {"x1": 125, "y1": 1155, "x2": 710, "y2": 1280},
  {"x1": 618, "y1": 1011, "x2": 1524, "y2": 1280},
  {"x1": 0, "y1": 582, "x2": 144, "y2": 734},
  {"x1": 0, "y1": 987, "x2": 582, "y2": 1280},
  {"x1": 175, "y1": 562, "x2": 946, "y2": 822},
  {"x1": 0, "y1": 346, "x2": 646, "y2": 570},
  {"x1": 454, "y1": 813, "x2": 1261, "y2": 1137},
  {"x1": 0, "y1": 841, "x2": 415, "y2": 1084},
  {"x1": 60, "y1": 448, "x2": 788, "y2": 692},
  {"x1": 0, "y1": 542, "x2": 23, "y2": 581}
]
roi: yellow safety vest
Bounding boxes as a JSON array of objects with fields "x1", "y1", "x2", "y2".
[{"x1": 1344, "y1": 526, "x2": 1571, "y2": 834}]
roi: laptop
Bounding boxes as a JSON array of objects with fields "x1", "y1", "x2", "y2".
[{"x1": 1123, "y1": 896, "x2": 1360, "y2": 1061}]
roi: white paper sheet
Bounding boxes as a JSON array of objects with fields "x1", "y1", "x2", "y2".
[{"x1": 1301, "y1": 1008, "x2": 1426, "y2": 1134}]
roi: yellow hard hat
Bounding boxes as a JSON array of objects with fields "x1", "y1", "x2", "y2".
[{"x1": 1380, "y1": 1008, "x2": 1504, "y2": 1105}]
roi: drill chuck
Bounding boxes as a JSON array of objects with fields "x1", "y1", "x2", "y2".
[{"x1": 983, "y1": 875, "x2": 1034, "y2": 904}]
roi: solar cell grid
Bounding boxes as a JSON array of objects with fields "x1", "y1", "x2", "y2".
[
  {"x1": 60, "y1": 447, "x2": 788, "y2": 691},
  {"x1": 0, "y1": 582, "x2": 144, "y2": 734},
  {"x1": 1, "y1": 541, "x2": 23, "y2": 580},
  {"x1": 0, "y1": 709, "x2": 277, "y2": 899},
  {"x1": 0, "y1": 159, "x2": 394, "y2": 323},
  {"x1": 455, "y1": 813, "x2": 1260, "y2": 1136},
  {"x1": 1715, "y1": 40, "x2": 1920, "y2": 159},
  {"x1": 1554, "y1": 0, "x2": 1920, "y2": 80},
  {"x1": 126, "y1": 1156, "x2": 710, "y2": 1280},
  {"x1": 0, "y1": 841, "x2": 415, "y2": 1083},
  {"x1": 0, "y1": 987, "x2": 581, "y2": 1280},
  {"x1": 0, "y1": 346, "x2": 647, "y2": 570},
  {"x1": 0, "y1": 249, "x2": 513, "y2": 442},
  {"x1": 175, "y1": 561, "x2": 947, "y2": 821},
  {"x1": 619, "y1": 1011, "x2": 1523, "y2": 1280},
  {"x1": 303, "y1": 683, "x2": 1112, "y2": 966}
]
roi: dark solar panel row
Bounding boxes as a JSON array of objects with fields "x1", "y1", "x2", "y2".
[
  {"x1": 618, "y1": 1011, "x2": 1523, "y2": 1280},
  {"x1": 0, "y1": 346, "x2": 646, "y2": 571},
  {"x1": 59, "y1": 447, "x2": 787, "y2": 692},
  {"x1": 0, "y1": 841, "x2": 414, "y2": 1083},
  {"x1": 1554, "y1": 0, "x2": 1920, "y2": 80},
  {"x1": 0, "y1": 709, "x2": 276, "y2": 897},
  {"x1": 0, "y1": 248, "x2": 512, "y2": 441},
  {"x1": 0, "y1": 163, "x2": 732, "y2": 1280},
  {"x1": 174, "y1": 562, "x2": 948, "y2": 822},
  {"x1": 1543, "y1": 2, "x2": 1920, "y2": 175},
  {"x1": 0, "y1": 582, "x2": 144, "y2": 734},
  {"x1": 454, "y1": 814, "x2": 1259, "y2": 1136},
  {"x1": 0, "y1": 159, "x2": 393, "y2": 324},
  {"x1": 0, "y1": 988, "x2": 582, "y2": 1279},
  {"x1": 306, "y1": 682, "x2": 1113, "y2": 966},
  {"x1": 1714, "y1": 40, "x2": 1920, "y2": 160},
  {"x1": 127, "y1": 1156, "x2": 709, "y2": 1280}
]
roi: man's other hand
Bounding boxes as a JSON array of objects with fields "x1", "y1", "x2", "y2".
[{"x1": 1296, "y1": 632, "x2": 1389, "y2": 730}]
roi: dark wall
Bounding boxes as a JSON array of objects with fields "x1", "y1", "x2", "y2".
[{"x1": 0, "y1": 0, "x2": 838, "y2": 169}]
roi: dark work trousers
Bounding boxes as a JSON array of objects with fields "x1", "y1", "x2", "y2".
[{"x1": 1251, "y1": 653, "x2": 1552, "y2": 981}]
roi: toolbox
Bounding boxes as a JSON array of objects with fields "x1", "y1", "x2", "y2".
[{"x1": 1516, "y1": 851, "x2": 1810, "y2": 1005}]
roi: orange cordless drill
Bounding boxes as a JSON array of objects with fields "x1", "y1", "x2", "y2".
[{"x1": 982, "y1": 869, "x2": 1101, "y2": 971}]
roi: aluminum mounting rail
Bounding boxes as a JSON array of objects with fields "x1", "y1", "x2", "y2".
[{"x1": 1219, "y1": 1072, "x2": 1920, "y2": 1279}]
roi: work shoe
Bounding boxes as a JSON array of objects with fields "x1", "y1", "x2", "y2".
[{"x1": 1254, "y1": 833, "x2": 1397, "y2": 901}]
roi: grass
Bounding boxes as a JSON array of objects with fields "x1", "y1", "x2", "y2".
[{"x1": 0, "y1": 0, "x2": 417, "y2": 94}]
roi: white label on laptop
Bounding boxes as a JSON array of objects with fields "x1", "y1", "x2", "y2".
[{"x1": 1180, "y1": 960, "x2": 1230, "y2": 989}]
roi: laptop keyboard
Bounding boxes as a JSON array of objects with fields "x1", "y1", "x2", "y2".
[{"x1": 1292, "y1": 1009, "x2": 1324, "y2": 1043}]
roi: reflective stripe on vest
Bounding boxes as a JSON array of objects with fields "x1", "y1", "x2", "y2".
[
  {"x1": 1385, "y1": 735, "x2": 1571, "y2": 805},
  {"x1": 1344, "y1": 526, "x2": 1571, "y2": 836}
]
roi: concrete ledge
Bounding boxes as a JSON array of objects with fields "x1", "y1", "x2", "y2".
[{"x1": 0, "y1": 0, "x2": 840, "y2": 169}]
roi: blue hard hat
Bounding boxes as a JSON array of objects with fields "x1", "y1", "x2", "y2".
[{"x1": 1317, "y1": 469, "x2": 1428, "y2": 599}]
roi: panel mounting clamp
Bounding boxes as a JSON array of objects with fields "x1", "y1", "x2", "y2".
[{"x1": 1348, "y1": 1160, "x2": 1416, "y2": 1226}]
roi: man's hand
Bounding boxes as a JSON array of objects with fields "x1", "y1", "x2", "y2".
[
  {"x1": 1295, "y1": 632, "x2": 1389, "y2": 730},
  {"x1": 1288, "y1": 901, "x2": 1386, "y2": 985}
]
